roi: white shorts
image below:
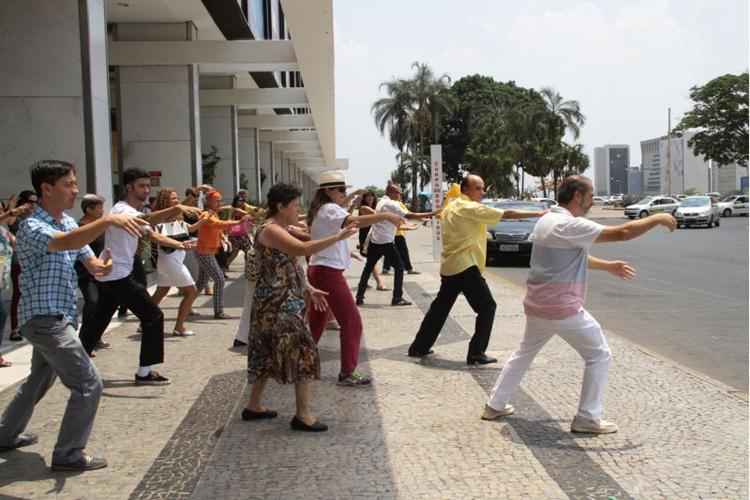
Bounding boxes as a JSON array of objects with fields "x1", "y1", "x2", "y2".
[{"x1": 157, "y1": 251, "x2": 195, "y2": 288}]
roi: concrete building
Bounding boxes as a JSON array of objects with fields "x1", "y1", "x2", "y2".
[
  {"x1": 712, "y1": 164, "x2": 749, "y2": 194},
  {"x1": 627, "y1": 166, "x2": 642, "y2": 195},
  {"x1": 0, "y1": 0, "x2": 340, "y2": 211},
  {"x1": 637, "y1": 131, "x2": 746, "y2": 195},
  {"x1": 594, "y1": 145, "x2": 629, "y2": 195}
]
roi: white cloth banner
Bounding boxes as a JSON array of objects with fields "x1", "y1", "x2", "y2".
[{"x1": 430, "y1": 145, "x2": 444, "y2": 262}]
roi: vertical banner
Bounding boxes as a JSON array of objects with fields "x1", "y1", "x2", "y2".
[{"x1": 430, "y1": 145, "x2": 444, "y2": 262}]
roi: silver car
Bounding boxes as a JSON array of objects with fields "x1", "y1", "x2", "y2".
[
  {"x1": 624, "y1": 196, "x2": 680, "y2": 219},
  {"x1": 675, "y1": 196, "x2": 721, "y2": 228}
]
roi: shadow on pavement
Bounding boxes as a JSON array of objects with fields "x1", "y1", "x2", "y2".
[{"x1": 0, "y1": 449, "x2": 82, "y2": 493}]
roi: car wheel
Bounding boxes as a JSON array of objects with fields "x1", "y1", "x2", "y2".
[
  {"x1": 715, "y1": 217, "x2": 720, "y2": 227},
  {"x1": 639, "y1": 210, "x2": 649, "y2": 219},
  {"x1": 723, "y1": 208, "x2": 731, "y2": 217},
  {"x1": 676, "y1": 223, "x2": 682, "y2": 229}
]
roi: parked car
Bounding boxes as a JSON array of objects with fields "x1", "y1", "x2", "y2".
[
  {"x1": 624, "y1": 196, "x2": 680, "y2": 219},
  {"x1": 592, "y1": 196, "x2": 606, "y2": 205},
  {"x1": 484, "y1": 201, "x2": 546, "y2": 265},
  {"x1": 674, "y1": 196, "x2": 721, "y2": 228},
  {"x1": 532, "y1": 197, "x2": 558, "y2": 208},
  {"x1": 715, "y1": 195, "x2": 749, "y2": 217}
]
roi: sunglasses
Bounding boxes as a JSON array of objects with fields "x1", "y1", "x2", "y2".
[{"x1": 335, "y1": 186, "x2": 346, "y2": 193}]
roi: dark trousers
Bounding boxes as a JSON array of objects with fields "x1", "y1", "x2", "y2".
[
  {"x1": 409, "y1": 266, "x2": 496, "y2": 357},
  {"x1": 78, "y1": 277, "x2": 99, "y2": 335},
  {"x1": 384, "y1": 235, "x2": 413, "y2": 272},
  {"x1": 79, "y1": 274, "x2": 164, "y2": 367},
  {"x1": 117, "y1": 256, "x2": 146, "y2": 317},
  {"x1": 356, "y1": 242, "x2": 404, "y2": 303}
]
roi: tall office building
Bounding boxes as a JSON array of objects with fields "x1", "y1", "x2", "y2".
[{"x1": 594, "y1": 145, "x2": 629, "y2": 195}]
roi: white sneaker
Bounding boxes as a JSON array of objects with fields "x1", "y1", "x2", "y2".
[
  {"x1": 481, "y1": 404, "x2": 515, "y2": 421},
  {"x1": 571, "y1": 416, "x2": 618, "y2": 434},
  {"x1": 173, "y1": 330, "x2": 195, "y2": 337}
]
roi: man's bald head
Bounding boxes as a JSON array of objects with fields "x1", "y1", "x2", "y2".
[{"x1": 460, "y1": 174, "x2": 485, "y2": 202}]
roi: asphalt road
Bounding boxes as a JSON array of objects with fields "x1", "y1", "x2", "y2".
[{"x1": 487, "y1": 216, "x2": 749, "y2": 393}]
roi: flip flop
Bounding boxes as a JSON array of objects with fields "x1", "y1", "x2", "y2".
[{"x1": 376, "y1": 286, "x2": 391, "y2": 291}]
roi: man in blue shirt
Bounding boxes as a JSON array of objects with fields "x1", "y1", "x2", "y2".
[{"x1": 0, "y1": 160, "x2": 146, "y2": 471}]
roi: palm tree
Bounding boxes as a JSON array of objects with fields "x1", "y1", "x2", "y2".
[
  {"x1": 539, "y1": 87, "x2": 586, "y2": 140},
  {"x1": 372, "y1": 63, "x2": 453, "y2": 210}
]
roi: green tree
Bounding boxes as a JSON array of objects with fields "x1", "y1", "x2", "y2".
[
  {"x1": 539, "y1": 87, "x2": 586, "y2": 140},
  {"x1": 372, "y1": 62, "x2": 453, "y2": 209},
  {"x1": 675, "y1": 72, "x2": 749, "y2": 167}
]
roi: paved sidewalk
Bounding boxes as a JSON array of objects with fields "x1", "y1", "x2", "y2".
[{"x1": 0, "y1": 230, "x2": 746, "y2": 499}]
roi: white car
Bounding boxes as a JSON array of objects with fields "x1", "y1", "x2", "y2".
[
  {"x1": 715, "y1": 195, "x2": 749, "y2": 217},
  {"x1": 532, "y1": 197, "x2": 558, "y2": 208},
  {"x1": 593, "y1": 196, "x2": 606, "y2": 205},
  {"x1": 624, "y1": 196, "x2": 680, "y2": 219},
  {"x1": 675, "y1": 196, "x2": 721, "y2": 228}
]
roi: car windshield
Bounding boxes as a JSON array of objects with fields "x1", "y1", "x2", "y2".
[
  {"x1": 636, "y1": 197, "x2": 654, "y2": 205},
  {"x1": 720, "y1": 195, "x2": 738, "y2": 202},
  {"x1": 680, "y1": 197, "x2": 710, "y2": 207}
]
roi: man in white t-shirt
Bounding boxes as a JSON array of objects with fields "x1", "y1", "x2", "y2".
[
  {"x1": 483, "y1": 176, "x2": 676, "y2": 434},
  {"x1": 79, "y1": 168, "x2": 202, "y2": 385},
  {"x1": 355, "y1": 183, "x2": 436, "y2": 306}
]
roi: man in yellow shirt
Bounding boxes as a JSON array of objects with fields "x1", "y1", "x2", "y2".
[{"x1": 408, "y1": 174, "x2": 545, "y2": 365}]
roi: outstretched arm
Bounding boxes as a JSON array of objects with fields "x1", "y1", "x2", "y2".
[
  {"x1": 595, "y1": 213, "x2": 676, "y2": 243},
  {"x1": 588, "y1": 255, "x2": 636, "y2": 280}
]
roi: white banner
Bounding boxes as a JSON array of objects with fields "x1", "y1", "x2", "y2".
[{"x1": 430, "y1": 145, "x2": 444, "y2": 262}]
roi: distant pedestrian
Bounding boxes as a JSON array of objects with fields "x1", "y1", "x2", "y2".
[
  {"x1": 194, "y1": 190, "x2": 252, "y2": 319},
  {"x1": 482, "y1": 175, "x2": 676, "y2": 434},
  {"x1": 75, "y1": 194, "x2": 110, "y2": 354},
  {"x1": 408, "y1": 174, "x2": 544, "y2": 365},
  {"x1": 355, "y1": 183, "x2": 436, "y2": 307},
  {"x1": 8, "y1": 190, "x2": 38, "y2": 341},
  {"x1": 149, "y1": 188, "x2": 203, "y2": 337},
  {"x1": 356, "y1": 191, "x2": 388, "y2": 290},
  {"x1": 0, "y1": 160, "x2": 146, "y2": 471}
]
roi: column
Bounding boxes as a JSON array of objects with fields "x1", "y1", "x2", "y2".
[
  {"x1": 238, "y1": 127, "x2": 258, "y2": 203},
  {"x1": 200, "y1": 76, "x2": 239, "y2": 198},
  {"x1": 114, "y1": 22, "x2": 201, "y2": 197},
  {"x1": 0, "y1": 0, "x2": 113, "y2": 209}
]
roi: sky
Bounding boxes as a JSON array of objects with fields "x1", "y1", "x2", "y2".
[{"x1": 332, "y1": 0, "x2": 748, "y2": 191}]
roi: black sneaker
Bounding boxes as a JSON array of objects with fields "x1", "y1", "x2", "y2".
[
  {"x1": 9, "y1": 330, "x2": 22, "y2": 341},
  {"x1": 466, "y1": 353, "x2": 498, "y2": 365},
  {"x1": 355, "y1": 297, "x2": 364, "y2": 306},
  {"x1": 407, "y1": 348, "x2": 434, "y2": 358},
  {"x1": 51, "y1": 454, "x2": 107, "y2": 472},
  {"x1": 232, "y1": 339, "x2": 248, "y2": 348},
  {"x1": 0, "y1": 432, "x2": 38, "y2": 452},
  {"x1": 134, "y1": 371, "x2": 171, "y2": 385},
  {"x1": 391, "y1": 298, "x2": 412, "y2": 306}
]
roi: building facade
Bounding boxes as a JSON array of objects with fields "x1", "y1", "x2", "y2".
[
  {"x1": 594, "y1": 145, "x2": 629, "y2": 195},
  {"x1": 627, "y1": 166, "x2": 642, "y2": 195},
  {"x1": 0, "y1": 0, "x2": 338, "y2": 212},
  {"x1": 640, "y1": 131, "x2": 744, "y2": 195}
]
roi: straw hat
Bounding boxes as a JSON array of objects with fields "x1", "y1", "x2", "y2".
[{"x1": 317, "y1": 170, "x2": 349, "y2": 189}]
